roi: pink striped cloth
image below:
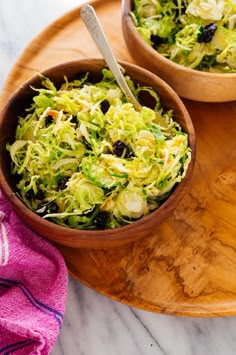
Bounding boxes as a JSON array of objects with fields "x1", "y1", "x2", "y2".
[{"x1": 0, "y1": 190, "x2": 68, "y2": 354}]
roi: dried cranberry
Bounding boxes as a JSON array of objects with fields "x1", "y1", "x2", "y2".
[
  {"x1": 71, "y1": 116, "x2": 78, "y2": 125},
  {"x1": 57, "y1": 177, "x2": 69, "y2": 191},
  {"x1": 150, "y1": 34, "x2": 166, "y2": 48},
  {"x1": 35, "y1": 189, "x2": 45, "y2": 200},
  {"x1": 100, "y1": 99, "x2": 110, "y2": 114},
  {"x1": 112, "y1": 140, "x2": 132, "y2": 158},
  {"x1": 198, "y1": 23, "x2": 217, "y2": 43},
  {"x1": 25, "y1": 189, "x2": 34, "y2": 199},
  {"x1": 46, "y1": 202, "x2": 59, "y2": 214},
  {"x1": 93, "y1": 211, "x2": 109, "y2": 229},
  {"x1": 45, "y1": 115, "x2": 53, "y2": 127}
]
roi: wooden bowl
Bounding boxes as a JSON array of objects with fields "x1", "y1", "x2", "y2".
[
  {"x1": 122, "y1": 0, "x2": 236, "y2": 102},
  {"x1": 0, "y1": 58, "x2": 195, "y2": 248}
]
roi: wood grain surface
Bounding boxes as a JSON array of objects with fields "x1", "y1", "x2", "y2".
[{"x1": 1, "y1": 0, "x2": 236, "y2": 317}]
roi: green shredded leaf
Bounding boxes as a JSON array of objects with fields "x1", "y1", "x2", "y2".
[
  {"x1": 7, "y1": 68, "x2": 191, "y2": 229},
  {"x1": 132, "y1": 0, "x2": 236, "y2": 72}
]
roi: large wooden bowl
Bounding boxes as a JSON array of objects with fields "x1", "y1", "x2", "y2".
[
  {"x1": 0, "y1": 58, "x2": 195, "y2": 248},
  {"x1": 122, "y1": 0, "x2": 236, "y2": 102}
]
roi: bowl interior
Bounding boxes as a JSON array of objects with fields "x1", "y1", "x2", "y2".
[
  {"x1": 122, "y1": 0, "x2": 236, "y2": 102},
  {"x1": 0, "y1": 58, "x2": 195, "y2": 248}
]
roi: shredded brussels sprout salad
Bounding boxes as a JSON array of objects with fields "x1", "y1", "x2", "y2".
[
  {"x1": 131, "y1": 0, "x2": 236, "y2": 72},
  {"x1": 7, "y1": 68, "x2": 191, "y2": 230}
]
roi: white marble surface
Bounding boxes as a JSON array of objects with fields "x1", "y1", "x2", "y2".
[{"x1": 1, "y1": 1, "x2": 236, "y2": 354}]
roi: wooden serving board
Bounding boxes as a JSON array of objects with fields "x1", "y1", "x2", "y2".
[{"x1": 1, "y1": 0, "x2": 236, "y2": 317}]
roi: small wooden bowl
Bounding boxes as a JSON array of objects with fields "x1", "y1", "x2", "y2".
[
  {"x1": 122, "y1": 0, "x2": 236, "y2": 102},
  {"x1": 0, "y1": 59, "x2": 195, "y2": 248}
]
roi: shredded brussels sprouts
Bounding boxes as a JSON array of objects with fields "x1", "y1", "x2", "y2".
[
  {"x1": 7, "y1": 69, "x2": 191, "y2": 230},
  {"x1": 132, "y1": 0, "x2": 236, "y2": 72}
]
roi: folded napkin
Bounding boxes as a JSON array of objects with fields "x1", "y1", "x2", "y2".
[{"x1": 0, "y1": 190, "x2": 68, "y2": 354}]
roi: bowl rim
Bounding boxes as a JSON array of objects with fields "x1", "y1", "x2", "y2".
[
  {"x1": 0, "y1": 58, "x2": 196, "y2": 244},
  {"x1": 122, "y1": 0, "x2": 236, "y2": 79}
]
